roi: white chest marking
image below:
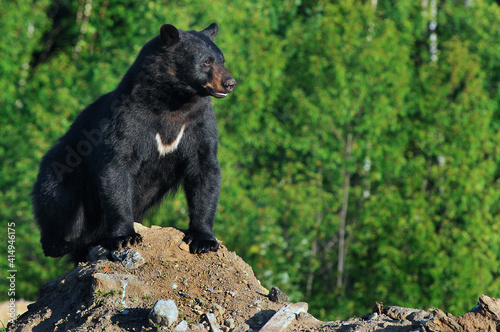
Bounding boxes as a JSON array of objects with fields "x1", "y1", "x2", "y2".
[{"x1": 155, "y1": 124, "x2": 186, "y2": 156}]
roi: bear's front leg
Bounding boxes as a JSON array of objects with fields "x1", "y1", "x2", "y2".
[
  {"x1": 183, "y1": 155, "x2": 221, "y2": 254},
  {"x1": 99, "y1": 167, "x2": 142, "y2": 250}
]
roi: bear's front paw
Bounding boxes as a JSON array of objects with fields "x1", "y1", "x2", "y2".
[
  {"x1": 183, "y1": 232, "x2": 219, "y2": 254},
  {"x1": 105, "y1": 232, "x2": 143, "y2": 251}
]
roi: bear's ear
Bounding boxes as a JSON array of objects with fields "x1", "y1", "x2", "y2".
[
  {"x1": 202, "y1": 23, "x2": 219, "y2": 41},
  {"x1": 160, "y1": 24, "x2": 180, "y2": 47}
]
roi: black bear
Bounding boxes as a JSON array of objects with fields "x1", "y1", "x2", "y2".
[{"x1": 31, "y1": 23, "x2": 236, "y2": 262}]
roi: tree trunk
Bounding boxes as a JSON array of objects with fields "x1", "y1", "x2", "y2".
[{"x1": 337, "y1": 132, "x2": 352, "y2": 288}]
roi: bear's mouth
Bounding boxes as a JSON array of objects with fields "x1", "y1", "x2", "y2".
[
  {"x1": 211, "y1": 91, "x2": 228, "y2": 98},
  {"x1": 203, "y1": 83, "x2": 233, "y2": 99}
]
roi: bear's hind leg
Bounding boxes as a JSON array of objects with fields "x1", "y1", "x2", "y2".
[
  {"x1": 42, "y1": 239, "x2": 73, "y2": 257},
  {"x1": 37, "y1": 200, "x2": 85, "y2": 258}
]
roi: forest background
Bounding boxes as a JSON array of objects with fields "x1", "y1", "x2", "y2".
[{"x1": 1, "y1": 0, "x2": 500, "y2": 320}]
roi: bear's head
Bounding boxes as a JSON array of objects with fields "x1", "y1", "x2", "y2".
[{"x1": 160, "y1": 23, "x2": 237, "y2": 99}]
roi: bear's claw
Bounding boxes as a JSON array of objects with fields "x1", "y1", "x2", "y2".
[
  {"x1": 183, "y1": 232, "x2": 219, "y2": 254},
  {"x1": 105, "y1": 232, "x2": 143, "y2": 251}
]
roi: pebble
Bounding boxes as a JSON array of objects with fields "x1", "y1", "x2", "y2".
[
  {"x1": 269, "y1": 286, "x2": 289, "y2": 303},
  {"x1": 211, "y1": 303, "x2": 225, "y2": 318},
  {"x1": 179, "y1": 291, "x2": 191, "y2": 298},
  {"x1": 150, "y1": 270, "x2": 162, "y2": 277},
  {"x1": 179, "y1": 241, "x2": 190, "y2": 252},
  {"x1": 175, "y1": 320, "x2": 188, "y2": 331},
  {"x1": 224, "y1": 318, "x2": 235, "y2": 329},
  {"x1": 111, "y1": 249, "x2": 145, "y2": 269},
  {"x1": 148, "y1": 299, "x2": 178, "y2": 327},
  {"x1": 190, "y1": 324, "x2": 205, "y2": 331},
  {"x1": 232, "y1": 324, "x2": 250, "y2": 332},
  {"x1": 204, "y1": 313, "x2": 222, "y2": 332},
  {"x1": 193, "y1": 308, "x2": 204, "y2": 315}
]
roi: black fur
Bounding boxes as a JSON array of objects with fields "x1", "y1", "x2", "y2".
[{"x1": 31, "y1": 23, "x2": 236, "y2": 262}]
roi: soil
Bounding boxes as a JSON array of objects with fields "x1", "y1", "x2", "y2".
[{"x1": 5, "y1": 224, "x2": 500, "y2": 332}]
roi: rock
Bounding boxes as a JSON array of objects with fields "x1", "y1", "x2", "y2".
[
  {"x1": 211, "y1": 303, "x2": 225, "y2": 318},
  {"x1": 133, "y1": 222, "x2": 148, "y2": 232},
  {"x1": 192, "y1": 308, "x2": 204, "y2": 315},
  {"x1": 426, "y1": 295, "x2": 500, "y2": 332},
  {"x1": 87, "y1": 245, "x2": 110, "y2": 262},
  {"x1": 385, "y1": 306, "x2": 430, "y2": 321},
  {"x1": 179, "y1": 241, "x2": 190, "y2": 252},
  {"x1": 148, "y1": 299, "x2": 178, "y2": 327},
  {"x1": 111, "y1": 249, "x2": 145, "y2": 269},
  {"x1": 175, "y1": 320, "x2": 188, "y2": 331},
  {"x1": 93, "y1": 273, "x2": 123, "y2": 294},
  {"x1": 179, "y1": 291, "x2": 191, "y2": 298},
  {"x1": 150, "y1": 270, "x2": 162, "y2": 277},
  {"x1": 235, "y1": 327, "x2": 251, "y2": 332},
  {"x1": 269, "y1": 286, "x2": 289, "y2": 303},
  {"x1": 190, "y1": 323, "x2": 206, "y2": 331},
  {"x1": 260, "y1": 302, "x2": 308, "y2": 332},
  {"x1": 407, "y1": 309, "x2": 431, "y2": 321},
  {"x1": 372, "y1": 301, "x2": 384, "y2": 315},
  {"x1": 204, "y1": 312, "x2": 222, "y2": 332},
  {"x1": 224, "y1": 318, "x2": 235, "y2": 329},
  {"x1": 295, "y1": 311, "x2": 322, "y2": 326},
  {"x1": 92, "y1": 273, "x2": 147, "y2": 298}
]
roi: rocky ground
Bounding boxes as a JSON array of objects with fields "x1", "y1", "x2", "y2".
[{"x1": 5, "y1": 224, "x2": 500, "y2": 331}]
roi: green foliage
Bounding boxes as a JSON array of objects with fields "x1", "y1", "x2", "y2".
[
  {"x1": 96, "y1": 289, "x2": 120, "y2": 297},
  {"x1": 1, "y1": 0, "x2": 499, "y2": 321}
]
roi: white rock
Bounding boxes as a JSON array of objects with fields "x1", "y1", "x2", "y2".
[
  {"x1": 224, "y1": 318, "x2": 235, "y2": 329},
  {"x1": 175, "y1": 320, "x2": 188, "y2": 331},
  {"x1": 149, "y1": 299, "x2": 178, "y2": 327}
]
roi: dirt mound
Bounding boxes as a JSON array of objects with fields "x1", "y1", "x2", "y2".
[
  {"x1": 6, "y1": 224, "x2": 500, "y2": 331},
  {"x1": 6, "y1": 225, "x2": 300, "y2": 332}
]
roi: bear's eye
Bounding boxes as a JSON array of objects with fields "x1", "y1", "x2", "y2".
[{"x1": 203, "y1": 60, "x2": 213, "y2": 67}]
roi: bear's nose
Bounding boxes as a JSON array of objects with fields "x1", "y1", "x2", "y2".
[{"x1": 224, "y1": 78, "x2": 237, "y2": 92}]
